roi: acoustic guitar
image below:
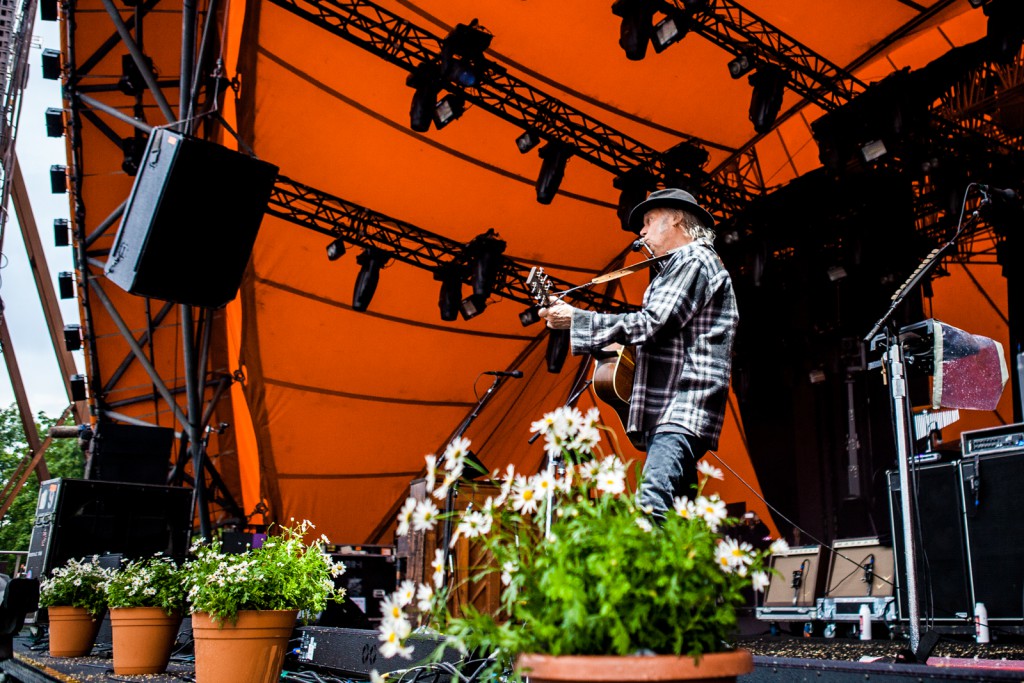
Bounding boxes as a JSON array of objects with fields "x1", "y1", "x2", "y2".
[{"x1": 526, "y1": 267, "x2": 637, "y2": 437}]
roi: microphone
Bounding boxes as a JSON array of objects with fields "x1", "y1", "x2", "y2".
[
  {"x1": 630, "y1": 239, "x2": 645, "y2": 252},
  {"x1": 483, "y1": 370, "x2": 524, "y2": 378},
  {"x1": 978, "y1": 184, "x2": 1017, "y2": 200}
]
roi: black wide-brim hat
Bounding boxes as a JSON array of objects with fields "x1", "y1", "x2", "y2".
[{"x1": 628, "y1": 188, "x2": 716, "y2": 232}]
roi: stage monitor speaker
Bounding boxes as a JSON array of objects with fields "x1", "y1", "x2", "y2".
[
  {"x1": 294, "y1": 626, "x2": 471, "y2": 680},
  {"x1": 761, "y1": 545, "x2": 828, "y2": 611},
  {"x1": 960, "y1": 449, "x2": 1024, "y2": 621},
  {"x1": 104, "y1": 128, "x2": 279, "y2": 308},
  {"x1": 823, "y1": 537, "x2": 894, "y2": 599},
  {"x1": 25, "y1": 478, "x2": 192, "y2": 579},
  {"x1": 87, "y1": 423, "x2": 174, "y2": 484},
  {"x1": 887, "y1": 463, "x2": 972, "y2": 621}
]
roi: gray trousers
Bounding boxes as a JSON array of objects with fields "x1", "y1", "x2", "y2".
[{"x1": 638, "y1": 430, "x2": 708, "y2": 519}]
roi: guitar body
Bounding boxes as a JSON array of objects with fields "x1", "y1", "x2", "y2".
[{"x1": 592, "y1": 345, "x2": 636, "y2": 440}]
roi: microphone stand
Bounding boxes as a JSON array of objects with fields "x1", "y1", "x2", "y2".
[
  {"x1": 863, "y1": 184, "x2": 987, "y2": 654},
  {"x1": 537, "y1": 377, "x2": 593, "y2": 538},
  {"x1": 437, "y1": 373, "x2": 517, "y2": 592}
]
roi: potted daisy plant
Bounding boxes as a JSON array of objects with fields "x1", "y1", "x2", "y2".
[{"x1": 375, "y1": 406, "x2": 788, "y2": 683}]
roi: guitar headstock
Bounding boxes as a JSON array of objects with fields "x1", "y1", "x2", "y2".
[{"x1": 525, "y1": 266, "x2": 553, "y2": 306}]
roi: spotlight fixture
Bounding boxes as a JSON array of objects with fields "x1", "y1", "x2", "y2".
[
  {"x1": 459, "y1": 293, "x2": 487, "y2": 320},
  {"x1": 439, "y1": 19, "x2": 493, "y2": 88},
  {"x1": 54, "y1": 218, "x2": 70, "y2": 247},
  {"x1": 57, "y1": 271, "x2": 75, "y2": 299},
  {"x1": 407, "y1": 63, "x2": 441, "y2": 133},
  {"x1": 516, "y1": 129, "x2": 541, "y2": 154},
  {"x1": 728, "y1": 52, "x2": 754, "y2": 79},
  {"x1": 519, "y1": 306, "x2": 541, "y2": 327},
  {"x1": 121, "y1": 134, "x2": 146, "y2": 176},
  {"x1": 435, "y1": 266, "x2": 464, "y2": 322},
  {"x1": 352, "y1": 247, "x2": 389, "y2": 312},
  {"x1": 326, "y1": 237, "x2": 346, "y2": 261},
  {"x1": 546, "y1": 329, "x2": 570, "y2": 373},
  {"x1": 41, "y1": 48, "x2": 61, "y2": 80},
  {"x1": 434, "y1": 94, "x2": 466, "y2": 130},
  {"x1": 613, "y1": 170, "x2": 655, "y2": 232},
  {"x1": 748, "y1": 64, "x2": 786, "y2": 134},
  {"x1": 536, "y1": 142, "x2": 572, "y2": 205},
  {"x1": 63, "y1": 324, "x2": 82, "y2": 351},
  {"x1": 860, "y1": 139, "x2": 888, "y2": 163},
  {"x1": 612, "y1": 0, "x2": 654, "y2": 61},
  {"x1": 49, "y1": 165, "x2": 67, "y2": 193},
  {"x1": 45, "y1": 108, "x2": 64, "y2": 137},
  {"x1": 69, "y1": 374, "x2": 87, "y2": 401},
  {"x1": 118, "y1": 54, "x2": 156, "y2": 96},
  {"x1": 984, "y1": 0, "x2": 1024, "y2": 64},
  {"x1": 662, "y1": 139, "x2": 710, "y2": 183},
  {"x1": 40, "y1": 0, "x2": 57, "y2": 20},
  {"x1": 651, "y1": 12, "x2": 689, "y2": 53},
  {"x1": 466, "y1": 229, "x2": 506, "y2": 299}
]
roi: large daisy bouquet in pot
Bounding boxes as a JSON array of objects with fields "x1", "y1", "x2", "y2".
[{"x1": 379, "y1": 406, "x2": 786, "y2": 674}]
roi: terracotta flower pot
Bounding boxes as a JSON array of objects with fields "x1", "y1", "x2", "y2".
[
  {"x1": 516, "y1": 650, "x2": 754, "y2": 683},
  {"x1": 110, "y1": 607, "x2": 183, "y2": 674},
  {"x1": 192, "y1": 609, "x2": 298, "y2": 683},
  {"x1": 47, "y1": 606, "x2": 104, "y2": 657}
]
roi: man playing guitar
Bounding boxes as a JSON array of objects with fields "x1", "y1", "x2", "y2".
[{"x1": 539, "y1": 188, "x2": 738, "y2": 519}]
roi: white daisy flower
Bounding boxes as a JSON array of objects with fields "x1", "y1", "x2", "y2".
[
  {"x1": 672, "y1": 496, "x2": 694, "y2": 518},
  {"x1": 695, "y1": 495, "x2": 728, "y2": 531},
  {"x1": 769, "y1": 538, "x2": 790, "y2": 555},
  {"x1": 714, "y1": 542, "x2": 735, "y2": 573},
  {"x1": 635, "y1": 517, "x2": 653, "y2": 533},
  {"x1": 424, "y1": 454, "x2": 438, "y2": 492},
  {"x1": 697, "y1": 460, "x2": 724, "y2": 481},
  {"x1": 370, "y1": 670, "x2": 387, "y2": 683},
  {"x1": 396, "y1": 580, "x2": 416, "y2": 607},
  {"x1": 511, "y1": 475, "x2": 540, "y2": 514},
  {"x1": 720, "y1": 537, "x2": 754, "y2": 568},
  {"x1": 431, "y1": 549, "x2": 446, "y2": 588},
  {"x1": 396, "y1": 497, "x2": 417, "y2": 537},
  {"x1": 416, "y1": 583, "x2": 433, "y2": 612},
  {"x1": 378, "y1": 617, "x2": 413, "y2": 659},
  {"x1": 380, "y1": 594, "x2": 405, "y2": 623},
  {"x1": 412, "y1": 499, "x2": 440, "y2": 532},
  {"x1": 501, "y1": 560, "x2": 517, "y2": 586}
]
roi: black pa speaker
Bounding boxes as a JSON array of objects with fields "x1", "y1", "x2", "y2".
[
  {"x1": 961, "y1": 450, "x2": 1024, "y2": 620},
  {"x1": 87, "y1": 423, "x2": 175, "y2": 484},
  {"x1": 104, "y1": 129, "x2": 278, "y2": 308},
  {"x1": 887, "y1": 463, "x2": 972, "y2": 621}
]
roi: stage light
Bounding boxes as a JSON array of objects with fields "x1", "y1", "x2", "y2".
[
  {"x1": 436, "y1": 266, "x2": 463, "y2": 321},
  {"x1": 64, "y1": 324, "x2": 82, "y2": 351},
  {"x1": 58, "y1": 271, "x2": 75, "y2": 299},
  {"x1": 54, "y1": 218, "x2": 70, "y2": 247},
  {"x1": 352, "y1": 247, "x2": 388, "y2": 312},
  {"x1": 440, "y1": 19, "x2": 493, "y2": 88},
  {"x1": 433, "y1": 95, "x2": 465, "y2": 130},
  {"x1": 662, "y1": 139, "x2": 710, "y2": 183},
  {"x1": 519, "y1": 306, "x2": 541, "y2": 327},
  {"x1": 41, "y1": 49, "x2": 61, "y2": 80},
  {"x1": 827, "y1": 266, "x2": 847, "y2": 282},
  {"x1": 121, "y1": 135, "x2": 146, "y2": 176},
  {"x1": 407, "y1": 63, "x2": 441, "y2": 133},
  {"x1": 69, "y1": 374, "x2": 87, "y2": 401},
  {"x1": 860, "y1": 139, "x2": 887, "y2": 163},
  {"x1": 651, "y1": 13, "x2": 688, "y2": 53},
  {"x1": 536, "y1": 142, "x2": 572, "y2": 205},
  {"x1": 466, "y1": 229, "x2": 506, "y2": 299},
  {"x1": 748, "y1": 64, "x2": 786, "y2": 133},
  {"x1": 612, "y1": 0, "x2": 654, "y2": 61},
  {"x1": 516, "y1": 129, "x2": 541, "y2": 154},
  {"x1": 119, "y1": 54, "x2": 156, "y2": 96},
  {"x1": 326, "y1": 237, "x2": 346, "y2": 261},
  {"x1": 45, "y1": 108, "x2": 64, "y2": 137},
  {"x1": 984, "y1": 0, "x2": 1024, "y2": 64},
  {"x1": 49, "y1": 165, "x2": 67, "y2": 193},
  {"x1": 613, "y1": 170, "x2": 654, "y2": 232},
  {"x1": 728, "y1": 53, "x2": 754, "y2": 79},
  {"x1": 546, "y1": 329, "x2": 569, "y2": 373},
  {"x1": 40, "y1": 0, "x2": 57, "y2": 20},
  {"x1": 459, "y1": 293, "x2": 487, "y2": 320}
]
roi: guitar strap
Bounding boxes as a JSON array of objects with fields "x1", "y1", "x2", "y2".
[{"x1": 589, "y1": 252, "x2": 673, "y2": 285}]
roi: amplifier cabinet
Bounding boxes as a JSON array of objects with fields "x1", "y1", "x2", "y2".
[
  {"x1": 755, "y1": 545, "x2": 828, "y2": 622},
  {"x1": 888, "y1": 463, "x2": 972, "y2": 622},
  {"x1": 294, "y1": 626, "x2": 469, "y2": 680},
  {"x1": 823, "y1": 537, "x2": 894, "y2": 600},
  {"x1": 960, "y1": 450, "x2": 1024, "y2": 621}
]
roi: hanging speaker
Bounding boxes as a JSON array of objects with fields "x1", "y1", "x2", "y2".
[{"x1": 104, "y1": 129, "x2": 279, "y2": 308}]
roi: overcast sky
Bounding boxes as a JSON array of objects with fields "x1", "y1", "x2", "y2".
[{"x1": 0, "y1": 9, "x2": 82, "y2": 418}]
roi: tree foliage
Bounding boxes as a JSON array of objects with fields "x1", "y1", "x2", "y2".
[{"x1": 0, "y1": 404, "x2": 85, "y2": 555}]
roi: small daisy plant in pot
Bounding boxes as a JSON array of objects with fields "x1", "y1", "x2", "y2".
[{"x1": 377, "y1": 406, "x2": 790, "y2": 680}]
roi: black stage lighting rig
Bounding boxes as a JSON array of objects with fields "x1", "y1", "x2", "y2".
[
  {"x1": 434, "y1": 94, "x2": 466, "y2": 130},
  {"x1": 612, "y1": 0, "x2": 655, "y2": 61},
  {"x1": 353, "y1": 247, "x2": 389, "y2": 312},
  {"x1": 651, "y1": 8, "x2": 690, "y2": 53},
  {"x1": 326, "y1": 237, "x2": 346, "y2": 261},
  {"x1": 435, "y1": 265, "x2": 464, "y2": 322},
  {"x1": 614, "y1": 169, "x2": 657, "y2": 232},
  {"x1": 406, "y1": 63, "x2": 441, "y2": 133},
  {"x1": 439, "y1": 19, "x2": 494, "y2": 88},
  {"x1": 536, "y1": 142, "x2": 573, "y2": 205},
  {"x1": 748, "y1": 64, "x2": 787, "y2": 134}
]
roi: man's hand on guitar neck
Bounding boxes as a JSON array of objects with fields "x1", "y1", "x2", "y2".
[{"x1": 539, "y1": 299, "x2": 574, "y2": 330}]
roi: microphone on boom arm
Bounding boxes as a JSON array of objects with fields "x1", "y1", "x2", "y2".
[{"x1": 483, "y1": 370, "x2": 524, "y2": 378}]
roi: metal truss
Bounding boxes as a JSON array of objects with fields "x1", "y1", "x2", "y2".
[
  {"x1": 266, "y1": 0, "x2": 754, "y2": 221},
  {"x1": 664, "y1": 0, "x2": 864, "y2": 111},
  {"x1": 268, "y1": 176, "x2": 637, "y2": 313}
]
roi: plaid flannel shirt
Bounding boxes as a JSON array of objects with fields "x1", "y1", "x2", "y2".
[{"x1": 569, "y1": 241, "x2": 738, "y2": 450}]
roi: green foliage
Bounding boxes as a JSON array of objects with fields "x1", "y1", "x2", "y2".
[
  {"x1": 0, "y1": 404, "x2": 85, "y2": 554},
  {"x1": 38, "y1": 557, "x2": 114, "y2": 618},
  {"x1": 184, "y1": 520, "x2": 347, "y2": 625},
  {"x1": 107, "y1": 555, "x2": 187, "y2": 615}
]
